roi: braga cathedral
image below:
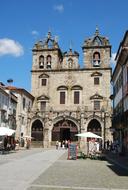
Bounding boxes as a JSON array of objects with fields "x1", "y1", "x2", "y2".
[{"x1": 28, "y1": 28, "x2": 112, "y2": 147}]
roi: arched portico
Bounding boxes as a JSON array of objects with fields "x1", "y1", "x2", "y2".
[
  {"x1": 87, "y1": 119, "x2": 102, "y2": 136},
  {"x1": 52, "y1": 118, "x2": 78, "y2": 142},
  {"x1": 31, "y1": 119, "x2": 44, "y2": 141}
]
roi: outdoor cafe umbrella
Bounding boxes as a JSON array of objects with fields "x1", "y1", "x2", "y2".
[
  {"x1": 0, "y1": 127, "x2": 15, "y2": 136},
  {"x1": 23, "y1": 135, "x2": 34, "y2": 139},
  {"x1": 75, "y1": 132, "x2": 102, "y2": 156},
  {"x1": 75, "y1": 132, "x2": 102, "y2": 139}
]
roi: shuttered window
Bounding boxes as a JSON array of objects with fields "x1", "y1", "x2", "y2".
[
  {"x1": 94, "y1": 77, "x2": 99, "y2": 85},
  {"x1": 60, "y1": 92, "x2": 65, "y2": 104},
  {"x1": 23, "y1": 98, "x2": 26, "y2": 109},
  {"x1": 42, "y1": 79, "x2": 47, "y2": 86},
  {"x1": 40, "y1": 101, "x2": 46, "y2": 111},
  {"x1": 74, "y1": 91, "x2": 79, "y2": 104},
  {"x1": 94, "y1": 101, "x2": 100, "y2": 110}
]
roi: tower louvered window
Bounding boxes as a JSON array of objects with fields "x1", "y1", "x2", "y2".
[
  {"x1": 93, "y1": 52, "x2": 100, "y2": 67},
  {"x1": 39, "y1": 55, "x2": 44, "y2": 68},
  {"x1": 47, "y1": 55, "x2": 52, "y2": 69}
]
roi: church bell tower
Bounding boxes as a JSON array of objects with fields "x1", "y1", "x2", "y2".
[{"x1": 82, "y1": 28, "x2": 111, "y2": 68}]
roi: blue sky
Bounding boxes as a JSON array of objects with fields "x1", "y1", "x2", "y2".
[{"x1": 0, "y1": 0, "x2": 127, "y2": 91}]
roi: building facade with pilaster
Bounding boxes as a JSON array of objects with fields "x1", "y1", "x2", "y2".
[{"x1": 29, "y1": 29, "x2": 112, "y2": 148}]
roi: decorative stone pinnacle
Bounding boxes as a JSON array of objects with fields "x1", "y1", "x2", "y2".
[
  {"x1": 95, "y1": 26, "x2": 99, "y2": 36},
  {"x1": 47, "y1": 31, "x2": 51, "y2": 39}
]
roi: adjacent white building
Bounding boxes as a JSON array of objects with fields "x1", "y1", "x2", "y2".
[
  {"x1": 5, "y1": 86, "x2": 34, "y2": 140},
  {"x1": 0, "y1": 82, "x2": 17, "y2": 130}
]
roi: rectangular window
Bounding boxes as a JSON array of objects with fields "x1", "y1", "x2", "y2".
[
  {"x1": 40, "y1": 101, "x2": 46, "y2": 111},
  {"x1": 94, "y1": 77, "x2": 99, "y2": 85},
  {"x1": 74, "y1": 91, "x2": 79, "y2": 104},
  {"x1": 42, "y1": 79, "x2": 47, "y2": 86},
  {"x1": 21, "y1": 117, "x2": 24, "y2": 125},
  {"x1": 1, "y1": 111, "x2": 6, "y2": 122},
  {"x1": 28, "y1": 101, "x2": 31, "y2": 111},
  {"x1": 60, "y1": 92, "x2": 65, "y2": 104},
  {"x1": 94, "y1": 101, "x2": 100, "y2": 110},
  {"x1": 13, "y1": 109, "x2": 16, "y2": 116},
  {"x1": 23, "y1": 98, "x2": 26, "y2": 109}
]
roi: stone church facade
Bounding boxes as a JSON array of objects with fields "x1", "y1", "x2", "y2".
[{"x1": 28, "y1": 29, "x2": 112, "y2": 148}]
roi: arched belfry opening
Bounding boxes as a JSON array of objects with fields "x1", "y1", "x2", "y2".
[
  {"x1": 87, "y1": 119, "x2": 101, "y2": 136},
  {"x1": 31, "y1": 120, "x2": 43, "y2": 141},
  {"x1": 52, "y1": 119, "x2": 78, "y2": 142}
]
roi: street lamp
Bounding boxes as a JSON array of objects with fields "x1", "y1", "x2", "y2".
[{"x1": 101, "y1": 107, "x2": 106, "y2": 149}]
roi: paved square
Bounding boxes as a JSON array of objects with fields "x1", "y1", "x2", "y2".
[{"x1": 28, "y1": 152, "x2": 128, "y2": 190}]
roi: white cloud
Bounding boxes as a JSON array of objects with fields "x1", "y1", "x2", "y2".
[
  {"x1": 110, "y1": 53, "x2": 116, "y2": 65},
  {"x1": 31, "y1": 30, "x2": 39, "y2": 36},
  {"x1": 53, "y1": 4, "x2": 64, "y2": 13},
  {"x1": 0, "y1": 38, "x2": 24, "y2": 57}
]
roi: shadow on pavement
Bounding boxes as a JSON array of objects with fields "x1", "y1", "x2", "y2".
[{"x1": 107, "y1": 161, "x2": 128, "y2": 176}]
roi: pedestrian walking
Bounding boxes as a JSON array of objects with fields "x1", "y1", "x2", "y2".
[{"x1": 56, "y1": 140, "x2": 59, "y2": 149}]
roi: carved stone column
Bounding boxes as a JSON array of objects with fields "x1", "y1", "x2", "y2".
[{"x1": 43, "y1": 128, "x2": 49, "y2": 148}]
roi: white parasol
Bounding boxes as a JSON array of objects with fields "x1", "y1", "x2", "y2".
[
  {"x1": 75, "y1": 132, "x2": 102, "y2": 139},
  {"x1": 0, "y1": 127, "x2": 15, "y2": 136},
  {"x1": 23, "y1": 135, "x2": 33, "y2": 139}
]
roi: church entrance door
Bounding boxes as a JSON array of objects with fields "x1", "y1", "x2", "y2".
[
  {"x1": 60, "y1": 128, "x2": 70, "y2": 141},
  {"x1": 52, "y1": 119, "x2": 78, "y2": 142}
]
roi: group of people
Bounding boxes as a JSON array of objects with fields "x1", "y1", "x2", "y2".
[
  {"x1": 88, "y1": 139, "x2": 121, "y2": 157},
  {"x1": 20, "y1": 137, "x2": 31, "y2": 149},
  {"x1": 0, "y1": 136, "x2": 31, "y2": 153},
  {"x1": 105, "y1": 139, "x2": 121, "y2": 154},
  {"x1": 0, "y1": 136, "x2": 16, "y2": 151},
  {"x1": 56, "y1": 140, "x2": 70, "y2": 150},
  {"x1": 88, "y1": 139, "x2": 101, "y2": 157}
]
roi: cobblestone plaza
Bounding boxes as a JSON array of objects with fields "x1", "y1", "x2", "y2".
[{"x1": 0, "y1": 148, "x2": 128, "y2": 190}]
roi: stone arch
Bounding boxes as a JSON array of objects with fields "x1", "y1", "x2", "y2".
[
  {"x1": 52, "y1": 117, "x2": 79, "y2": 142},
  {"x1": 71, "y1": 85, "x2": 83, "y2": 90},
  {"x1": 87, "y1": 114, "x2": 102, "y2": 125},
  {"x1": 87, "y1": 119, "x2": 102, "y2": 136},
  {"x1": 93, "y1": 51, "x2": 101, "y2": 66},
  {"x1": 39, "y1": 55, "x2": 44, "y2": 68},
  {"x1": 31, "y1": 119, "x2": 44, "y2": 141},
  {"x1": 53, "y1": 116, "x2": 80, "y2": 131},
  {"x1": 46, "y1": 55, "x2": 52, "y2": 68}
]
